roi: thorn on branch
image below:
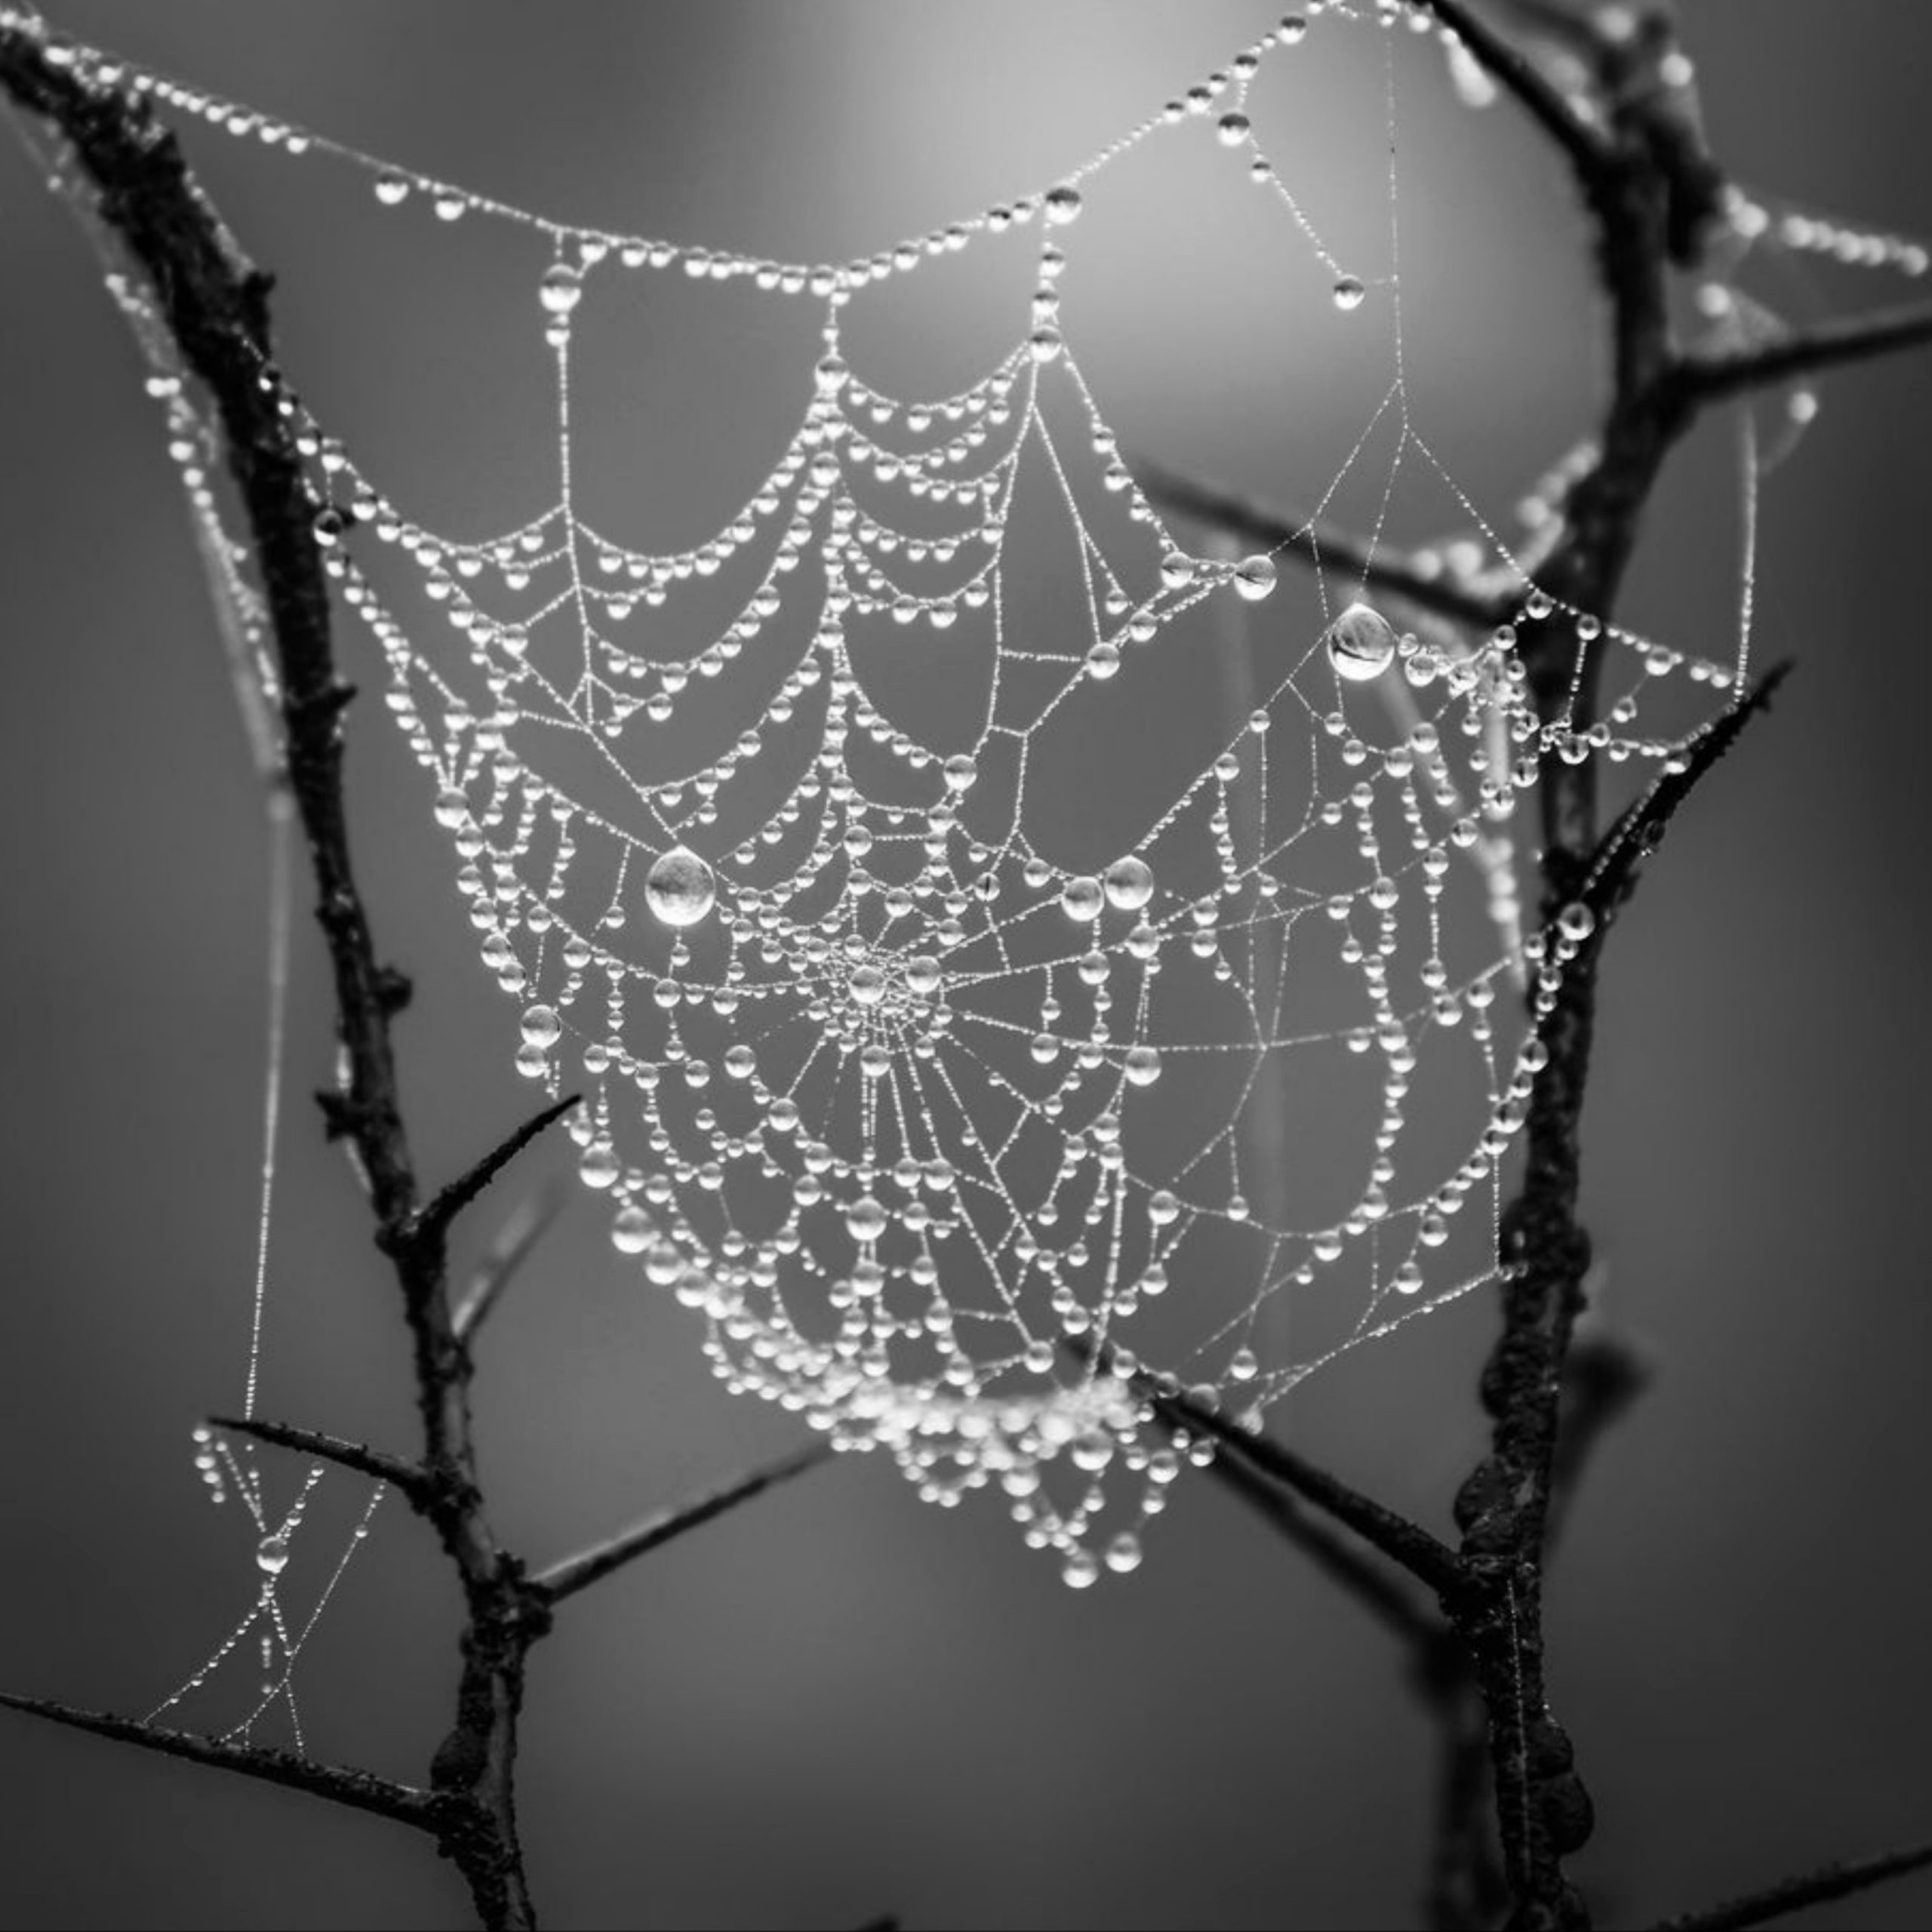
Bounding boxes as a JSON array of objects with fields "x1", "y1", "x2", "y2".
[
  {"x1": 0, "y1": 1691, "x2": 433, "y2": 1829},
  {"x1": 414, "y1": 1095, "x2": 582, "y2": 1247},
  {"x1": 534, "y1": 1441, "x2": 835, "y2": 1605},
  {"x1": 1583, "y1": 663, "x2": 1792, "y2": 927},
  {"x1": 205, "y1": 1414, "x2": 429, "y2": 1500},
  {"x1": 1650, "y1": 1835, "x2": 1932, "y2": 1932}
]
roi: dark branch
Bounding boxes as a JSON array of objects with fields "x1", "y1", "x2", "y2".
[
  {"x1": 1415, "y1": 0, "x2": 1616, "y2": 202},
  {"x1": 1202, "y1": 1432, "x2": 1441, "y2": 1647},
  {"x1": 0, "y1": 1691, "x2": 432, "y2": 1828},
  {"x1": 1681, "y1": 299, "x2": 1932, "y2": 408},
  {"x1": 1140, "y1": 1377, "x2": 1463, "y2": 1596},
  {"x1": 1583, "y1": 664, "x2": 1792, "y2": 926},
  {"x1": 414, "y1": 1097, "x2": 582, "y2": 1250},
  {"x1": 1651, "y1": 1838, "x2": 1932, "y2": 1932},
  {"x1": 207, "y1": 1415, "x2": 429, "y2": 1500},
  {"x1": 535, "y1": 1442, "x2": 835, "y2": 1605},
  {"x1": 451, "y1": 1176, "x2": 572, "y2": 1343},
  {"x1": 1136, "y1": 457, "x2": 1505, "y2": 634}
]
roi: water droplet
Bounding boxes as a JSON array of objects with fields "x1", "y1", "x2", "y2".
[
  {"x1": 1327, "y1": 601, "x2": 1397, "y2": 681},
  {"x1": 1393, "y1": 1260, "x2": 1425, "y2": 1295},
  {"x1": 1103, "y1": 856, "x2": 1154, "y2": 911},
  {"x1": 1159, "y1": 550, "x2": 1196, "y2": 590},
  {"x1": 847, "y1": 1195, "x2": 887, "y2": 1242},
  {"x1": 521, "y1": 1004, "x2": 562, "y2": 1050},
  {"x1": 256, "y1": 1534, "x2": 290, "y2": 1576},
  {"x1": 1104, "y1": 1531, "x2": 1143, "y2": 1574},
  {"x1": 1029, "y1": 326, "x2": 1065, "y2": 364},
  {"x1": 1061, "y1": 1547, "x2": 1100, "y2": 1588},
  {"x1": 850, "y1": 964, "x2": 886, "y2": 1006},
  {"x1": 1124, "y1": 1045, "x2": 1162, "y2": 1087},
  {"x1": 1558, "y1": 902, "x2": 1595, "y2": 943},
  {"x1": 539, "y1": 263, "x2": 584, "y2": 316},
  {"x1": 1233, "y1": 553, "x2": 1277, "y2": 601},
  {"x1": 943, "y1": 753, "x2": 978, "y2": 793},
  {"x1": 1217, "y1": 112, "x2": 1252, "y2": 147},
  {"x1": 1332, "y1": 274, "x2": 1367, "y2": 312},
  {"x1": 1060, "y1": 876, "x2": 1104, "y2": 921},
  {"x1": 1043, "y1": 183, "x2": 1084, "y2": 226},
  {"x1": 1149, "y1": 1189, "x2": 1181, "y2": 1226},
  {"x1": 374, "y1": 171, "x2": 409, "y2": 208},
  {"x1": 580, "y1": 1142, "x2": 620, "y2": 1189},
  {"x1": 433, "y1": 786, "x2": 469, "y2": 829},
  {"x1": 612, "y1": 1205, "x2": 653, "y2": 1254},
  {"x1": 1085, "y1": 639, "x2": 1121, "y2": 679},
  {"x1": 814, "y1": 352, "x2": 848, "y2": 395},
  {"x1": 645, "y1": 847, "x2": 716, "y2": 927}
]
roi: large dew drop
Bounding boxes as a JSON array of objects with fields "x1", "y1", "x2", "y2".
[
  {"x1": 645, "y1": 846, "x2": 716, "y2": 928},
  {"x1": 1103, "y1": 856, "x2": 1155, "y2": 912},
  {"x1": 1326, "y1": 601, "x2": 1398, "y2": 681}
]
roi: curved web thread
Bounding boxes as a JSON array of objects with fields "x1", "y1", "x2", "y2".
[{"x1": 8, "y1": 0, "x2": 1830, "y2": 1592}]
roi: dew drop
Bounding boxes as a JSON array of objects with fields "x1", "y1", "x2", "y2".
[
  {"x1": 1233, "y1": 553, "x2": 1277, "y2": 601},
  {"x1": 1060, "y1": 875, "x2": 1104, "y2": 921},
  {"x1": 1159, "y1": 550, "x2": 1197, "y2": 591},
  {"x1": 850, "y1": 964, "x2": 886, "y2": 1006},
  {"x1": 1104, "y1": 1531, "x2": 1144, "y2": 1574},
  {"x1": 1103, "y1": 855, "x2": 1155, "y2": 911},
  {"x1": 645, "y1": 846, "x2": 716, "y2": 928},
  {"x1": 906, "y1": 955, "x2": 943, "y2": 997},
  {"x1": 256, "y1": 1534, "x2": 290, "y2": 1577},
  {"x1": 539, "y1": 263, "x2": 584, "y2": 316},
  {"x1": 1557, "y1": 902, "x2": 1595, "y2": 944},
  {"x1": 1124, "y1": 1044, "x2": 1162, "y2": 1087},
  {"x1": 1043, "y1": 183, "x2": 1084, "y2": 226},
  {"x1": 1061, "y1": 1547, "x2": 1100, "y2": 1588},
  {"x1": 374, "y1": 171, "x2": 409, "y2": 208},
  {"x1": 1085, "y1": 638, "x2": 1121, "y2": 680},
  {"x1": 943, "y1": 753, "x2": 978, "y2": 793},
  {"x1": 520, "y1": 1004, "x2": 562, "y2": 1050},
  {"x1": 1332, "y1": 274, "x2": 1367, "y2": 312},
  {"x1": 847, "y1": 1195, "x2": 888, "y2": 1242},
  {"x1": 1217, "y1": 112, "x2": 1252, "y2": 147},
  {"x1": 1326, "y1": 601, "x2": 1397, "y2": 681},
  {"x1": 612, "y1": 1205, "x2": 653, "y2": 1254}
]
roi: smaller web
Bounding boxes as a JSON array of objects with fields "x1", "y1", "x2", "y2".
[{"x1": 3, "y1": 81, "x2": 389, "y2": 1727}]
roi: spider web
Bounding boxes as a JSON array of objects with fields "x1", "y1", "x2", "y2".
[{"x1": 10, "y1": 0, "x2": 1920, "y2": 1616}]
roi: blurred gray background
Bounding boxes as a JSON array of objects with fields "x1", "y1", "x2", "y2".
[{"x1": 2, "y1": 4, "x2": 1930, "y2": 1927}]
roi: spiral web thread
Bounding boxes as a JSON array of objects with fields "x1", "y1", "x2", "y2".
[{"x1": 8, "y1": 0, "x2": 1926, "y2": 1626}]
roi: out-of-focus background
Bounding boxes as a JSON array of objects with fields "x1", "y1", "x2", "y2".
[{"x1": 2, "y1": 5, "x2": 1930, "y2": 1927}]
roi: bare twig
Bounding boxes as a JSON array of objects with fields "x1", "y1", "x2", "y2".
[
  {"x1": 1161, "y1": 1389, "x2": 1464, "y2": 1595},
  {"x1": 1414, "y1": 0, "x2": 1615, "y2": 203},
  {"x1": 0, "y1": 1691, "x2": 432, "y2": 1827},
  {"x1": 414, "y1": 1097, "x2": 582, "y2": 1248},
  {"x1": 1680, "y1": 297, "x2": 1932, "y2": 408},
  {"x1": 1136, "y1": 457, "x2": 1506, "y2": 634},
  {"x1": 1650, "y1": 1838, "x2": 1932, "y2": 1932},
  {"x1": 1190, "y1": 1432, "x2": 1441, "y2": 1647},
  {"x1": 536, "y1": 1443, "x2": 835, "y2": 1606},
  {"x1": 207, "y1": 1415, "x2": 429, "y2": 1500}
]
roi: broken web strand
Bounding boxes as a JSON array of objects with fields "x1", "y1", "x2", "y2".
[{"x1": 13, "y1": 5, "x2": 1770, "y2": 1586}]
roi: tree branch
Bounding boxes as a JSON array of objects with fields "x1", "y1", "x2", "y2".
[
  {"x1": 0, "y1": 1691, "x2": 432, "y2": 1829},
  {"x1": 206, "y1": 1416, "x2": 429, "y2": 1500},
  {"x1": 535, "y1": 1443, "x2": 835, "y2": 1606},
  {"x1": 1135, "y1": 457, "x2": 1506, "y2": 634},
  {"x1": 1415, "y1": 0, "x2": 1616, "y2": 205},
  {"x1": 414, "y1": 1097, "x2": 582, "y2": 1251},
  {"x1": 1650, "y1": 1838, "x2": 1932, "y2": 1932},
  {"x1": 1680, "y1": 298, "x2": 1932, "y2": 408}
]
